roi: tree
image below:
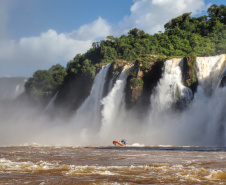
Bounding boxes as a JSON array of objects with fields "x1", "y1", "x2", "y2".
[{"x1": 49, "y1": 64, "x2": 67, "y2": 86}]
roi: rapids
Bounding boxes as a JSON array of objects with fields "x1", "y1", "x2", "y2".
[{"x1": 0, "y1": 146, "x2": 225, "y2": 184}]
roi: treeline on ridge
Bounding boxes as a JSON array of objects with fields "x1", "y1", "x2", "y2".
[{"x1": 24, "y1": 4, "x2": 226, "y2": 111}]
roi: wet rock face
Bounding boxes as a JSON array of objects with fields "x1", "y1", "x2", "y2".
[
  {"x1": 182, "y1": 56, "x2": 198, "y2": 94},
  {"x1": 125, "y1": 60, "x2": 164, "y2": 111},
  {"x1": 55, "y1": 74, "x2": 94, "y2": 115},
  {"x1": 220, "y1": 76, "x2": 226, "y2": 87},
  {"x1": 125, "y1": 73, "x2": 143, "y2": 109},
  {"x1": 219, "y1": 69, "x2": 226, "y2": 88}
]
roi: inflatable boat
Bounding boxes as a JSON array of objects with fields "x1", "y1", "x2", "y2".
[{"x1": 113, "y1": 139, "x2": 127, "y2": 147}]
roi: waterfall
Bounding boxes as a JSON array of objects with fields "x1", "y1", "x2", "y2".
[
  {"x1": 71, "y1": 56, "x2": 226, "y2": 146},
  {"x1": 139, "y1": 55, "x2": 226, "y2": 146},
  {"x1": 99, "y1": 65, "x2": 133, "y2": 139},
  {"x1": 74, "y1": 64, "x2": 111, "y2": 130},
  {"x1": 196, "y1": 54, "x2": 226, "y2": 95},
  {"x1": 150, "y1": 58, "x2": 193, "y2": 112},
  {"x1": 15, "y1": 85, "x2": 20, "y2": 95},
  {"x1": 44, "y1": 91, "x2": 59, "y2": 113},
  {"x1": 68, "y1": 55, "x2": 226, "y2": 146},
  {"x1": 1, "y1": 55, "x2": 224, "y2": 147},
  {"x1": 0, "y1": 77, "x2": 26, "y2": 100},
  {"x1": 189, "y1": 54, "x2": 226, "y2": 145}
]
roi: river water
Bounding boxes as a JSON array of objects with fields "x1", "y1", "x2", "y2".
[{"x1": 0, "y1": 145, "x2": 225, "y2": 184}]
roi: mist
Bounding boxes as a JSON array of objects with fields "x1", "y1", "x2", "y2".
[{"x1": 0, "y1": 55, "x2": 225, "y2": 147}]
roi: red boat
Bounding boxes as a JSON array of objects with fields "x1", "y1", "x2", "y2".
[{"x1": 113, "y1": 139, "x2": 127, "y2": 147}]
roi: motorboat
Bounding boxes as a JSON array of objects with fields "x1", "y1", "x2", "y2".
[{"x1": 113, "y1": 139, "x2": 127, "y2": 147}]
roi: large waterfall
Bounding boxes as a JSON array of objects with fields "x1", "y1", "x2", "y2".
[
  {"x1": 68, "y1": 55, "x2": 226, "y2": 146},
  {"x1": 0, "y1": 55, "x2": 225, "y2": 146},
  {"x1": 144, "y1": 54, "x2": 226, "y2": 146}
]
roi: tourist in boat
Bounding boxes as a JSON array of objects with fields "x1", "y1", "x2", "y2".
[{"x1": 121, "y1": 139, "x2": 127, "y2": 145}]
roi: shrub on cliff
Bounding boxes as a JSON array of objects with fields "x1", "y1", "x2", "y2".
[{"x1": 130, "y1": 78, "x2": 144, "y2": 89}]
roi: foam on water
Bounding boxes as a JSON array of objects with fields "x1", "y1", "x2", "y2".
[
  {"x1": 1, "y1": 157, "x2": 225, "y2": 182},
  {"x1": 0, "y1": 158, "x2": 62, "y2": 171},
  {"x1": 206, "y1": 170, "x2": 226, "y2": 180}
]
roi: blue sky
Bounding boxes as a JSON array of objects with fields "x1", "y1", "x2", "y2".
[{"x1": 0, "y1": 0, "x2": 224, "y2": 77}]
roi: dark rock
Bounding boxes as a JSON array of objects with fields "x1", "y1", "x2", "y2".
[{"x1": 125, "y1": 59, "x2": 164, "y2": 114}]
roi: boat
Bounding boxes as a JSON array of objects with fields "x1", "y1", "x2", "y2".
[{"x1": 113, "y1": 139, "x2": 127, "y2": 147}]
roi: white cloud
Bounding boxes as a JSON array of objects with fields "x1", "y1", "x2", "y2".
[
  {"x1": 0, "y1": 30, "x2": 92, "y2": 76},
  {"x1": 70, "y1": 17, "x2": 111, "y2": 41},
  {"x1": 0, "y1": 17, "x2": 111, "y2": 77},
  {"x1": 116, "y1": 0, "x2": 207, "y2": 35}
]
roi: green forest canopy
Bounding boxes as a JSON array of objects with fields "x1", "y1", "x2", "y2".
[{"x1": 25, "y1": 4, "x2": 226, "y2": 103}]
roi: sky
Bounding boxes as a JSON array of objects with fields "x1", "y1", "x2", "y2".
[{"x1": 0, "y1": 0, "x2": 224, "y2": 77}]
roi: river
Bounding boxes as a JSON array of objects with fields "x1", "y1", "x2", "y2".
[{"x1": 0, "y1": 145, "x2": 225, "y2": 184}]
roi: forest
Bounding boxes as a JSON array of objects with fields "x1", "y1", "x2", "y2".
[{"x1": 24, "y1": 4, "x2": 226, "y2": 110}]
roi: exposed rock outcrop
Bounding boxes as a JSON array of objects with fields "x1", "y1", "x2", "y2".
[
  {"x1": 182, "y1": 56, "x2": 198, "y2": 94},
  {"x1": 125, "y1": 55, "x2": 165, "y2": 112}
]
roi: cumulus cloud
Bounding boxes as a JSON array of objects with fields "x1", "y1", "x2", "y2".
[
  {"x1": 69, "y1": 17, "x2": 111, "y2": 41},
  {"x1": 0, "y1": 30, "x2": 88, "y2": 64},
  {"x1": 116, "y1": 0, "x2": 207, "y2": 35},
  {"x1": 0, "y1": 17, "x2": 111, "y2": 77}
]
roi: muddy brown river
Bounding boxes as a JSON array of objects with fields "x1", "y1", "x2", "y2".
[{"x1": 0, "y1": 145, "x2": 226, "y2": 184}]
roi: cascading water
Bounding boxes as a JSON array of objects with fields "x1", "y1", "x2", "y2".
[
  {"x1": 135, "y1": 55, "x2": 226, "y2": 146},
  {"x1": 1, "y1": 55, "x2": 226, "y2": 146},
  {"x1": 99, "y1": 65, "x2": 133, "y2": 140},
  {"x1": 189, "y1": 54, "x2": 226, "y2": 145},
  {"x1": 150, "y1": 58, "x2": 193, "y2": 112},
  {"x1": 196, "y1": 54, "x2": 226, "y2": 95},
  {"x1": 70, "y1": 55, "x2": 226, "y2": 146},
  {"x1": 44, "y1": 91, "x2": 59, "y2": 113},
  {"x1": 0, "y1": 77, "x2": 26, "y2": 100},
  {"x1": 73, "y1": 64, "x2": 111, "y2": 131}
]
